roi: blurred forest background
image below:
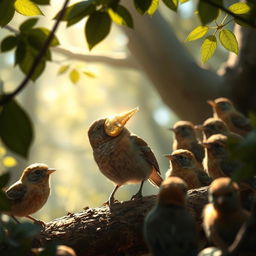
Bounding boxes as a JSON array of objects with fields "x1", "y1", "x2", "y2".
[{"x1": 0, "y1": 0, "x2": 231, "y2": 221}]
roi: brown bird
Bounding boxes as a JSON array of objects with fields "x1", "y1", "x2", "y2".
[
  {"x1": 88, "y1": 108, "x2": 163, "y2": 207},
  {"x1": 202, "y1": 134, "x2": 241, "y2": 179},
  {"x1": 165, "y1": 149, "x2": 211, "y2": 189},
  {"x1": 196, "y1": 117, "x2": 229, "y2": 140},
  {"x1": 203, "y1": 177, "x2": 250, "y2": 251},
  {"x1": 207, "y1": 97, "x2": 252, "y2": 136},
  {"x1": 144, "y1": 176, "x2": 198, "y2": 256},
  {"x1": 4, "y1": 163, "x2": 56, "y2": 225},
  {"x1": 170, "y1": 121, "x2": 204, "y2": 166}
]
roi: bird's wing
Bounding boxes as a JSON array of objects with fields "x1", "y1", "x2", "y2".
[
  {"x1": 231, "y1": 114, "x2": 252, "y2": 132},
  {"x1": 131, "y1": 135, "x2": 160, "y2": 173},
  {"x1": 190, "y1": 143, "x2": 205, "y2": 162},
  {"x1": 131, "y1": 135, "x2": 163, "y2": 187},
  {"x1": 6, "y1": 182, "x2": 27, "y2": 201}
]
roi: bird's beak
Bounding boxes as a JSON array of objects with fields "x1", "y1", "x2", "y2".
[
  {"x1": 47, "y1": 168, "x2": 56, "y2": 175},
  {"x1": 168, "y1": 127, "x2": 175, "y2": 132},
  {"x1": 104, "y1": 107, "x2": 139, "y2": 137},
  {"x1": 207, "y1": 100, "x2": 216, "y2": 107},
  {"x1": 194, "y1": 124, "x2": 203, "y2": 130},
  {"x1": 164, "y1": 154, "x2": 174, "y2": 160}
]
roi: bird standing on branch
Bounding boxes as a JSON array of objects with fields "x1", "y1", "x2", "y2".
[
  {"x1": 165, "y1": 149, "x2": 211, "y2": 189},
  {"x1": 207, "y1": 97, "x2": 252, "y2": 136},
  {"x1": 4, "y1": 163, "x2": 56, "y2": 225},
  {"x1": 203, "y1": 177, "x2": 250, "y2": 251},
  {"x1": 170, "y1": 121, "x2": 204, "y2": 167},
  {"x1": 88, "y1": 108, "x2": 163, "y2": 207},
  {"x1": 144, "y1": 176, "x2": 198, "y2": 256}
]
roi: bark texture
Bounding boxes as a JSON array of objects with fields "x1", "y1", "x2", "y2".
[{"x1": 40, "y1": 187, "x2": 209, "y2": 256}]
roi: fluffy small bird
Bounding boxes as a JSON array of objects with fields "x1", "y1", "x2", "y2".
[
  {"x1": 144, "y1": 176, "x2": 198, "y2": 256},
  {"x1": 4, "y1": 163, "x2": 56, "y2": 224},
  {"x1": 165, "y1": 149, "x2": 211, "y2": 189},
  {"x1": 88, "y1": 108, "x2": 163, "y2": 207},
  {"x1": 202, "y1": 134, "x2": 240, "y2": 179},
  {"x1": 203, "y1": 177, "x2": 250, "y2": 251},
  {"x1": 170, "y1": 121, "x2": 204, "y2": 166},
  {"x1": 207, "y1": 97, "x2": 252, "y2": 136}
]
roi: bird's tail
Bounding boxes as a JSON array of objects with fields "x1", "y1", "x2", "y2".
[{"x1": 149, "y1": 169, "x2": 163, "y2": 187}]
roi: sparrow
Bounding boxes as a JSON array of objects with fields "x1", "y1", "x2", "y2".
[
  {"x1": 196, "y1": 117, "x2": 229, "y2": 140},
  {"x1": 4, "y1": 163, "x2": 56, "y2": 224},
  {"x1": 170, "y1": 121, "x2": 204, "y2": 166},
  {"x1": 207, "y1": 97, "x2": 252, "y2": 136},
  {"x1": 143, "y1": 176, "x2": 198, "y2": 256},
  {"x1": 202, "y1": 134, "x2": 241, "y2": 179},
  {"x1": 203, "y1": 177, "x2": 250, "y2": 251},
  {"x1": 88, "y1": 108, "x2": 163, "y2": 207},
  {"x1": 165, "y1": 149, "x2": 211, "y2": 189}
]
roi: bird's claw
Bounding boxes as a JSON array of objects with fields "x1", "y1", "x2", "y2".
[
  {"x1": 131, "y1": 193, "x2": 143, "y2": 201},
  {"x1": 33, "y1": 219, "x2": 46, "y2": 228}
]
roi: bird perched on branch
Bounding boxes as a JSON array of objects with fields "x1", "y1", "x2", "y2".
[
  {"x1": 88, "y1": 108, "x2": 163, "y2": 207},
  {"x1": 144, "y1": 176, "x2": 198, "y2": 256},
  {"x1": 4, "y1": 163, "x2": 56, "y2": 225},
  {"x1": 203, "y1": 177, "x2": 250, "y2": 251},
  {"x1": 202, "y1": 134, "x2": 241, "y2": 179},
  {"x1": 170, "y1": 121, "x2": 204, "y2": 167},
  {"x1": 207, "y1": 97, "x2": 252, "y2": 136},
  {"x1": 165, "y1": 149, "x2": 211, "y2": 189}
]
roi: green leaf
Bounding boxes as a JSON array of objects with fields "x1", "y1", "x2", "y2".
[
  {"x1": 185, "y1": 26, "x2": 209, "y2": 42},
  {"x1": 31, "y1": 0, "x2": 50, "y2": 4},
  {"x1": 0, "y1": 100, "x2": 34, "y2": 158},
  {"x1": 83, "y1": 71, "x2": 96, "y2": 78},
  {"x1": 85, "y1": 12, "x2": 111, "y2": 50},
  {"x1": 19, "y1": 18, "x2": 38, "y2": 31},
  {"x1": 108, "y1": 5, "x2": 133, "y2": 28},
  {"x1": 133, "y1": 0, "x2": 153, "y2": 14},
  {"x1": 198, "y1": 0, "x2": 222, "y2": 25},
  {"x1": 1, "y1": 36, "x2": 18, "y2": 52},
  {"x1": 14, "y1": 0, "x2": 43, "y2": 16},
  {"x1": 27, "y1": 28, "x2": 59, "y2": 48},
  {"x1": 147, "y1": 0, "x2": 159, "y2": 15},
  {"x1": 162, "y1": 0, "x2": 178, "y2": 12},
  {"x1": 219, "y1": 29, "x2": 238, "y2": 54},
  {"x1": 0, "y1": 172, "x2": 10, "y2": 189},
  {"x1": 15, "y1": 39, "x2": 27, "y2": 65},
  {"x1": 229, "y1": 2, "x2": 250, "y2": 14},
  {"x1": 200, "y1": 35, "x2": 217, "y2": 63},
  {"x1": 58, "y1": 65, "x2": 69, "y2": 75},
  {"x1": 0, "y1": 0, "x2": 15, "y2": 27},
  {"x1": 69, "y1": 69, "x2": 80, "y2": 84},
  {"x1": 19, "y1": 46, "x2": 46, "y2": 80},
  {"x1": 0, "y1": 191, "x2": 10, "y2": 211},
  {"x1": 180, "y1": 0, "x2": 188, "y2": 3}
]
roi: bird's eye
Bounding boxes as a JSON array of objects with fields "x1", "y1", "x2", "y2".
[{"x1": 34, "y1": 169, "x2": 42, "y2": 175}]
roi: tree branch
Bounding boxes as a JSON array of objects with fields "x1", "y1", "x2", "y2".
[
  {"x1": 53, "y1": 47, "x2": 138, "y2": 69},
  {"x1": 0, "y1": 0, "x2": 71, "y2": 106},
  {"x1": 39, "y1": 187, "x2": 209, "y2": 256},
  {"x1": 201, "y1": 0, "x2": 256, "y2": 28}
]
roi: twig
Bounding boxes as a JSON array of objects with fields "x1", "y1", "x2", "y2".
[
  {"x1": 201, "y1": 0, "x2": 256, "y2": 28},
  {"x1": 0, "y1": 0, "x2": 71, "y2": 106}
]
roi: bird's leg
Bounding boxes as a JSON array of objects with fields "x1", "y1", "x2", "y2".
[
  {"x1": 26, "y1": 215, "x2": 46, "y2": 227},
  {"x1": 131, "y1": 181, "x2": 144, "y2": 200},
  {"x1": 102, "y1": 185, "x2": 120, "y2": 208},
  {"x1": 11, "y1": 215, "x2": 20, "y2": 224}
]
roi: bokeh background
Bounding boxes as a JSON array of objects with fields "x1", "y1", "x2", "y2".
[{"x1": 0, "y1": 0, "x2": 228, "y2": 221}]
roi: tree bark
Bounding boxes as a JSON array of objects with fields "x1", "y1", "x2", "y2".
[{"x1": 40, "y1": 187, "x2": 209, "y2": 256}]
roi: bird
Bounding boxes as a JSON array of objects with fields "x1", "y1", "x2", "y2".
[
  {"x1": 202, "y1": 134, "x2": 241, "y2": 179},
  {"x1": 4, "y1": 163, "x2": 56, "y2": 225},
  {"x1": 196, "y1": 117, "x2": 230, "y2": 140},
  {"x1": 33, "y1": 245, "x2": 77, "y2": 256},
  {"x1": 165, "y1": 149, "x2": 211, "y2": 189},
  {"x1": 143, "y1": 176, "x2": 198, "y2": 256},
  {"x1": 88, "y1": 107, "x2": 163, "y2": 207},
  {"x1": 170, "y1": 121, "x2": 204, "y2": 166},
  {"x1": 207, "y1": 97, "x2": 252, "y2": 136},
  {"x1": 203, "y1": 177, "x2": 250, "y2": 251}
]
